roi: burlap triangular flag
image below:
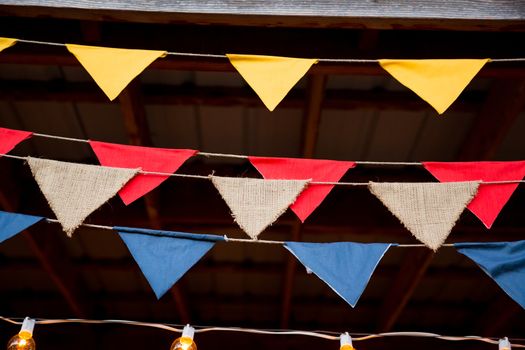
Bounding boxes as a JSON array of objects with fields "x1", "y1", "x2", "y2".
[
  {"x1": 27, "y1": 157, "x2": 139, "y2": 236},
  {"x1": 369, "y1": 182, "x2": 480, "y2": 250},
  {"x1": 211, "y1": 176, "x2": 309, "y2": 239},
  {"x1": 227, "y1": 54, "x2": 318, "y2": 111},
  {"x1": 0, "y1": 37, "x2": 17, "y2": 53},
  {"x1": 66, "y1": 44, "x2": 167, "y2": 100},
  {"x1": 379, "y1": 59, "x2": 489, "y2": 114}
]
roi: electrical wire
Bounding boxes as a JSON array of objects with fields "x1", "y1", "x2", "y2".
[
  {"x1": 0, "y1": 316, "x2": 523, "y2": 346},
  {"x1": 12, "y1": 38, "x2": 525, "y2": 63}
]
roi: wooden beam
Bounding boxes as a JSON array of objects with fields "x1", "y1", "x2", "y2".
[
  {"x1": 0, "y1": 1, "x2": 524, "y2": 31},
  {"x1": 280, "y1": 74, "x2": 326, "y2": 328},
  {"x1": 457, "y1": 79, "x2": 525, "y2": 160},
  {"x1": 118, "y1": 79, "x2": 192, "y2": 323},
  {"x1": 0, "y1": 80, "x2": 482, "y2": 112},
  {"x1": 377, "y1": 78, "x2": 525, "y2": 333},
  {"x1": 1, "y1": 53, "x2": 525, "y2": 77}
]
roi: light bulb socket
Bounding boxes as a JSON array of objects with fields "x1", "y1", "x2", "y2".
[
  {"x1": 340, "y1": 332, "x2": 352, "y2": 348},
  {"x1": 20, "y1": 317, "x2": 35, "y2": 336},
  {"x1": 182, "y1": 324, "x2": 195, "y2": 340},
  {"x1": 499, "y1": 337, "x2": 511, "y2": 350}
]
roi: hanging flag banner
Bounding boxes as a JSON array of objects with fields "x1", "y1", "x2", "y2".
[
  {"x1": 423, "y1": 161, "x2": 525, "y2": 229},
  {"x1": 379, "y1": 59, "x2": 489, "y2": 114},
  {"x1": 249, "y1": 156, "x2": 355, "y2": 222},
  {"x1": 0, "y1": 127, "x2": 32, "y2": 156},
  {"x1": 455, "y1": 241, "x2": 525, "y2": 310},
  {"x1": 27, "y1": 157, "x2": 138, "y2": 236},
  {"x1": 0, "y1": 211, "x2": 44, "y2": 244},
  {"x1": 116, "y1": 226, "x2": 224, "y2": 299},
  {"x1": 0, "y1": 37, "x2": 17, "y2": 53},
  {"x1": 285, "y1": 242, "x2": 393, "y2": 307},
  {"x1": 211, "y1": 176, "x2": 309, "y2": 239},
  {"x1": 369, "y1": 182, "x2": 479, "y2": 250},
  {"x1": 66, "y1": 44, "x2": 167, "y2": 101},
  {"x1": 89, "y1": 141, "x2": 196, "y2": 205},
  {"x1": 227, "y1": 54, "x2": 318, "y2": 111}
]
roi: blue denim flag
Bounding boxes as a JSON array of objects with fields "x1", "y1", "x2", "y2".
[
  {"x1": 455, "y1": 241, "x2": 525, "y2": 310},
  {"x1": 115, "y1": 226, "x2": 225, "y2": 299},
  {"x1": 284, "y1": 242, "x2": 393, "y2": 307},
  {"x1": 0, "y1": 211, "x2": 44, "y2": 244}
]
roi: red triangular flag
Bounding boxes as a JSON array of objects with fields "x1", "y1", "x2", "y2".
[
  {"x1": 89, "y1": 141, "x2": 197, "y2": 205},
  {"x1": 249, "y1": 156, "x2": 355, "y2": 222},
  {"x1": 0, "y1": 127, "x2": 32, "y2": 155},
  {"x1": 423, "y1": 161, "x2": 525, "y2": 229}
]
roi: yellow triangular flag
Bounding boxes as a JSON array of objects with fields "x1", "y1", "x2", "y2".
[
  {"x1": 227, "y1": 54, "x2": 318, "y2": 111},
  {"x1": 66, "y1": 44, "x2": 167, "y2": 100},
  {"x1": 379, "y1": 59, "x2": 489, "y2": 114},
  {"x1": 0, "y1": 37, "x2": 17, "y2": 52}
]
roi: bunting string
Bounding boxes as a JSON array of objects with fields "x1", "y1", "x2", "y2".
[
  {"x1": 0, "y1": 316, "x2": 523, "y2": 346},
  {"x1": 11, "y1": 38, "x2": 525, "y2": 62},
  {"x1": 40, "y1": 216, "x2": 449, "y2": 247},
  {"x1": 1, "y1": 153, "x2": 524, "y2": 186}
]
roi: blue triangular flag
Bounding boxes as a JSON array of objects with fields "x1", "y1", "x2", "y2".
[
  {"x1": 0, "y1": 210, "x2": 44, "y2": 244},
  {"x1": 455, "y1": 241, "x2": 525, "y2": 310},
  {"x1": 115, "y1": 226, "x2": 225, "y2": 299},
  {"x1": 284, "y1": 242, "x2": 393, "y2": 307}
]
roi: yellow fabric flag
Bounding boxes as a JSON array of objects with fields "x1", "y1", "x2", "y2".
[
  {"x1": 66, "y1": 44, "x2": 167, "y2": 101},
  {"x1": 379, "y1": 59, "x2": 489, "y2": 114},
  {"x1": 227, "y1": 54, "x2": 318, "y2": 111},
  {"x1": 0, "y1": 37, "x2": 17, "y2": 52}
]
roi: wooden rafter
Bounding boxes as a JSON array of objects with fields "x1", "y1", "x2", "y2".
[
  {"x1": 280, "y1": 74, "x2": 326, "y2": 328},
  {"x1": 376, "y1": 78, "x2": 525, "y2": 333},
  {"x1": 118, "y1": 79, "x2": 191, "y2": 323}
]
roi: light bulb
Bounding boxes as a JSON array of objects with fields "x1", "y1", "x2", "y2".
[
  {"x1": 7, "y1": 318, "x2": 36, "y2": 350},
  {"x1": 499, "y1": 337, "x2": 511, "y2": 350},
  {"x1": 340, "y1": 332, "x2": 355, "y2": 350},
  {"x1": 170, "y1": 325, "x2": 197, "y2": 350}
]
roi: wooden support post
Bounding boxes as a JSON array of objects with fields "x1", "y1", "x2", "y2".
[
  {"x1": 280, "y1": 74, "x2": 326, "y2": 328},
  {"x1": 118, "y1": 79, "x2": 191, "y2": 323},
  {"x1": 377, "y1": 78, "x2": 525, "y2": 332}
]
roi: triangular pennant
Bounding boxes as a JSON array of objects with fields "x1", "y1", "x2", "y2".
[
  {"x1": 116, "y1": 226, "x2": 224, "y2": 299},
  {"x1": 455, "y1": 241, "x2": 525, "y2": 310},
  {"x1": 423, "y1": 161, "x2": 525, "y2": 229},
  {"x1": 0, "y1": 211, "x2": 44, "y2": 244},
  {"x1": 379, "y1": 59, "x2": 489, "y2": 114},
  {"x1": 0, "y1": 127, "x2": 32, "y2": 155},
  {"x1": 369, "y1": 182, "x2": 479, "y2": 250},
  {"x1": 227, "y1": 54, "x2": 318, "y2": 111},
  {"x1": 0, "y1": 37, "x2": 17, "y2": 53},
  {"x1": 89, "y1": 141, "x2": 196, "y2": 205},
  {"x1": 285, "y1": 242, "x2": 392, "y2": 307},
  {"x1": 211, "y1": 176, "x2": 309, "y2": 239},
  {"x1": 249, "y1": 156, "x2": 355, "y2": 222},
  {"x1": 66, "y1": 44, "x2": 167, "y2": 101},
  {"x1": 27, "y1": 157, "x2": 139, "y2": 236}
]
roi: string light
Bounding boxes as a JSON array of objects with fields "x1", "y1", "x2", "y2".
[
  {"x1": 500, "y1": 337, "x2": 512, "y2": 350},
  {"x1": 6, "y1": 317, "x2": 36, "y2": 350},
  {"x1": 170, "y1": 325, "x2": 197, "y2": 350},
  {"x1": 340, "y1": 332, "x2": 355, "y2": 350}
]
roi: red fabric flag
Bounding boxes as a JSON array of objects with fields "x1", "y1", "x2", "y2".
[
  {"x1": 0, "y1": 127, "x2": 32, "y2": 155},
  {"x1": 423, "y1": 161, "x2": 525, "y2": 229},
  {"x1": 89, "y1": 141, "x2": 197, "y2": 205},
  {"x1": 249, "y1": 156, "x2": 355, "y2": 222}
]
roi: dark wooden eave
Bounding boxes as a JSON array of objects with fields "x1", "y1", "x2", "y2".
[{"x1": 0, "y1": 0, "x2": 524, "y2": 31}]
